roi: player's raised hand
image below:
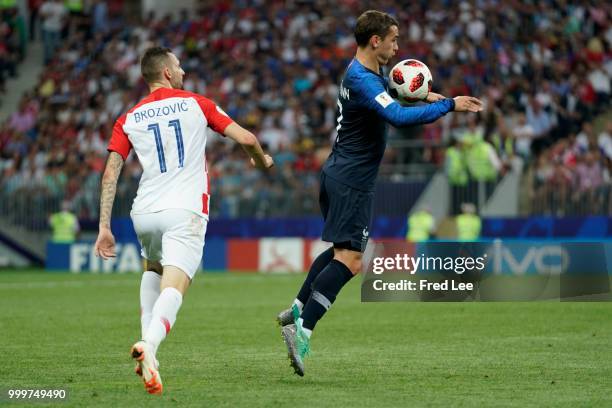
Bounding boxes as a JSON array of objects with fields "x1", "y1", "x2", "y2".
[
  {"x1": 425, "y1": 92, "x2": 446, "y2": 103},
  {"x1": 250, "y1": 154, "x2": 274, "y2": 170},
  {"x1": 453, "y1": 96, "x2": 484, "y2": 112},
  {"x1": 94, "y1": 227, "x2": 116, "y2": 259},
  {"x1": 262, "y1": 154, "x2": 274, "y2": 169}
]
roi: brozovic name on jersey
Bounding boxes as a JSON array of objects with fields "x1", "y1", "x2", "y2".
[{"x1": 133, "y1": 101, "x2": 189, "y2": 123}]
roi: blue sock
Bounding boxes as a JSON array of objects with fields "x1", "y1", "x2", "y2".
[
  {"x1": 296, "y1": 247, "x2": 334, "y2": 305},
  {"x1": 301, "y1": 259, "x2": 354, "y2": 331}
]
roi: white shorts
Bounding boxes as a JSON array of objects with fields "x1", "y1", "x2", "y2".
[{"x1": 131, "y1": 209, "x2": 207, "y2": 280}]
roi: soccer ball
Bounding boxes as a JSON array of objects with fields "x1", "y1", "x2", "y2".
[{"x1": 388, "y1": 59, "x2": 432, "y2": 104}]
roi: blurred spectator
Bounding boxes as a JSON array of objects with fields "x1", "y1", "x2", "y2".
[
  {"x1": 512, "y1": 112, "x2": 536, "y2": 160},
  {"x1": 599, "y1": 122, "x2": 612, "y2": 160},
  {"x1": 445, "y1": 138, "x2": 468, "y2": 215},
  {"x1": 406, "y1": 206, "x2": 435, "y2": 243},
  {"x1": 465, "y1": 135, "x2": 501, "y2": 205},
  {"x1": 455, "y1": 202, "x2": 481, "y2": 241},
  {"x1": 91, "y1": 0, "x2": 108, "y2": 35},
  {"x1": 7, "y1": 7, "x2": 26, "y2": 58},
  {"x1": 49, "y1": 200, "x2": 79, "y2": 243},
  {"x1": 40, "y1": 0, "x2": 67, "y2": 64},
  {"x1": 525, "y1": 98, "x2": 555, "y2": 156},
  {"x1": 574, "y1": 150, "x2": 604, "y2": 213},
  {"x1": 0, "y1": 6, "x2": 26, "y2": 95},
  {"x1": 28, "y1": 0, "x2": 43, "y2": 40},
  {"x1": 576, "y1": 122, "x2": 597, "y2": 153},
  {"x1": 588, "y1": 61, "x2": 610, "y2": 106},
  {"x1": 259, "y1": 115, "x2": 291, "y2": 152},
  {"x1": 490, "y1": 128, "x2": 519, "y2": 173}
]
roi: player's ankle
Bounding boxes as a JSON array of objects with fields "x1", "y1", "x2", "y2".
[
  {"x1": 297, "y1": 318, "x2": 312, "y2": 338},
  {"x1": 292, "y1": 299, "x2": 304, "y2": 311}
]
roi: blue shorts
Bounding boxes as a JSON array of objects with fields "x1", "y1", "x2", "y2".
[{"x1": 319, "y1": 172, "x2": 374, "y2": 252}]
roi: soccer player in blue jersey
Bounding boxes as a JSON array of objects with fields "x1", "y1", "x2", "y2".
[{"x1": 277, "y1": 10, "x2": 483, "y2": 376}]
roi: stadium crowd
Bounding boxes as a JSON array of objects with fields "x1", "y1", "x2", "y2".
[
  {"x1": 0, "y1": 0, "x2": 610, "y2": 223},
  {"x1": 530, "y1": 121, "x2": 611, "y2": 215}
]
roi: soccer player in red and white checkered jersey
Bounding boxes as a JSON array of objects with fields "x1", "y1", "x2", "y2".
[{"x1": 94, "y1": 46, "x2": 273, "y2": 395}]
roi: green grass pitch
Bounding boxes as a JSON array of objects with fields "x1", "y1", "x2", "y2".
[{"x1": 1, "y1": 270, "x2": 612, "y2": 407}]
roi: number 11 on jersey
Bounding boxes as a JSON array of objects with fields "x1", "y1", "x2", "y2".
[{"x1": 147, "y1": 119, "x2": 185, "y2": 173}]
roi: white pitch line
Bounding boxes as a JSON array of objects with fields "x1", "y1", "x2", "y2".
[
  {"x1": 0, "y1": 272, "x2": 299, "y2": 289},
  {"x1": 0, "y1": 279, "x2": 133, "y2": 289}
]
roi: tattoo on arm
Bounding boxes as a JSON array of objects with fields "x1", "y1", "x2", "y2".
[{"x1": 99, "y1": 152, "x2": 124, "y2": 229}]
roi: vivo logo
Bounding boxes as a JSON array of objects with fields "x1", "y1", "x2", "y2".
[{"x1": 493, "y1": 243, "x2": 569, "y2": 275}]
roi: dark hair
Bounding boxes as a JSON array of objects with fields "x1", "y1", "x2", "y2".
[
  {"x1": 354, "y1": 10, "x2": 399, "y2": 47},
  {"x1": 141, "y1": 46, "x2": 172, "y2": 84}
]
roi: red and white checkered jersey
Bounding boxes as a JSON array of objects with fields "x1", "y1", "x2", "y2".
[{"x1": 108, "y1": 88, "x2": 233, "y2": 218}]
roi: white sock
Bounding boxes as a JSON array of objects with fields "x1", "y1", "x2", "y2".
[
  {"x1": 293, "y1": 299, "x2": 304, "y2": 312},
  {"x1": 297, "y1": 318, "x2": 312, "y2": 338},
  {"x1": 140, "y1": 271, "x2": 161, "y2": 338},
  {"x1": 144, "y1": 287, "x2": 183, "y2": 353}
]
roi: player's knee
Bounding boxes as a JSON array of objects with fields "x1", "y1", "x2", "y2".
[
  {"x1": 333, "y1": 250, "x2": 362, "y2": 275},
  {"x1": 346, "y1": 259, "x2": 362, "y2": 275},
  {"x1": 161, "y1": 265, "x2": 191, "y2": 295}
]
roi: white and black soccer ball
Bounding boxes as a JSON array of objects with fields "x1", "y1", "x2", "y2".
[{"x1": 388, "y1": 59, "x2": 433, "y2": 104}]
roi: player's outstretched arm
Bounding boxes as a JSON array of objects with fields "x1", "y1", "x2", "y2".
[
  {"x1": 223, "y1": 122, "x2": 274, "y2": 170},
  {"x1": 360, "y1": 77, "x2": 483, "y2": 127},
  {"x1": 375, "y1": 96, "x2": 483, "y2": 127},
  {"x1": 94, "y1": 151, "x2": 124, "y2": 259}
]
